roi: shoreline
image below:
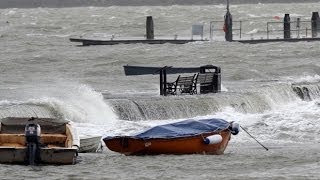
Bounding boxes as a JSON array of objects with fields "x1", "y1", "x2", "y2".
[{"x1": 0, "y1": 0, "x2": 319, "y2": 9}]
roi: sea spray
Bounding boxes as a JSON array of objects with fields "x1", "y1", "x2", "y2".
[
  {"x1": 33, "y1": 83, "x2": 119, "y2": 124},
  {"x1": 212, "y1": 98, "x2": 320, "y2": 144},
  {"x1": 0, "y1": 82, "x2": 118, "y2": 124},
  {"x1": 0, "y1": 83, "x2": 120, "y2": 138}
]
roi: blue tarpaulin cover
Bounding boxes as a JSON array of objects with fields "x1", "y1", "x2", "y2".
[
  {"x1": 104, "y1": 118, "x2": 230, "y2": 140},
  {"x1": 135, "y1": 118, "x2": 230, "y2": 139}
]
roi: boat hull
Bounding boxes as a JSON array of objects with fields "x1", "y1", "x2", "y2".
[
  {"x1": 0, "y1": 147, "x2": 78, "y2": 164},
  {"x1": 104, "y1": 131, "x2": 231, "y2": 155},
  {"x1": 0, "y1": 117, "x2": 80, "y2": 165},
  {"x1": 79, "y1": 136, "x2": 102, "y2": 153}
]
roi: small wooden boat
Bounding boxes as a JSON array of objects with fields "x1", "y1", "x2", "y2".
[
  {"x1": 103, "y1": 118, "x2": 239, "y2": 155},
  {"x1": 79, "y1": 136, "x2": 102, "y2": 153},
  {"x1": 0, "y1": 117, "x2": 80, "y2": 165}
]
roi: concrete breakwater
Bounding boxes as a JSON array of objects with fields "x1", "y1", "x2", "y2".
[{"x1": 0, "y1": 0, "x2": 319, "y2": 8}]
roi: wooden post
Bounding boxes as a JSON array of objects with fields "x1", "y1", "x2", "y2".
[
  {"x1": 311, "y1": 12, "x2": 320, "y2": 38},
  {"x1": 284, "y1": 14, "x2": 291, "y2": 39},
  {"x1": 146, "y1": 16, "x2": 154, "y2": 40},
  {"x1": 224, "y1": 0, "x2": 233, "y2": 42},
  {"x1": 163, "y1": 69, "x2": 167, "y2": 96},
  {"x1": 296, "y1": 17, "x2": 300, "y2": 38},
  {"x1": 159, "y1": 69, "x2": 168, "y2": 96},
  {"x1": 159, "y1": 70, "x2": 163, "y2": 95},
  {"x1": 213, "y1": 67, "x2": 221, "y2": 93}
]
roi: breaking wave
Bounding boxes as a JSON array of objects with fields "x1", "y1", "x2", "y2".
[
  {"x1": 107, "y1": 80, "x2": 320, "y2": 121},
  {"x1": 0, "y1": 83, "x2": 118, "y2": 125}
]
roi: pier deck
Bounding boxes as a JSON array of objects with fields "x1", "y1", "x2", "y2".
[
  {"x1": 69, "y1": 38, "x2": 208, "y2": 46},
  {"x1": 235, "y1": 37, "x2": 320, "y2": 44}
]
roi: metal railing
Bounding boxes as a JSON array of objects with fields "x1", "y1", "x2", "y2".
[
  {"x1": 208, "y1": 19, "x2": 320, "y2": 41},
  {"x1": 209, "y1": 20, "x2": 242, "y2": 40},
  {"x1": 266, "y1": 20, "x2": 319, "y2": 39}
]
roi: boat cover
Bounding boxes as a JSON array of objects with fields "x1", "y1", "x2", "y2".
[{"x1": 106, "y1": 118, "x2": 230, "y2": 140}]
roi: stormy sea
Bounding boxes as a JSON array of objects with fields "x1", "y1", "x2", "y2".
[{"x1": 1, "y1": 1, "x2": 320, "y2": 179}]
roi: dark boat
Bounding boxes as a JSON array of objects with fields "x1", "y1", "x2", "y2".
[{"x1": 103, "y1": 118, "x2": 239, "y2": 155}]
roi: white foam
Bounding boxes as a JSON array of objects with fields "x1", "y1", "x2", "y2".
[
  {"x1": 211, "y1": 99, "x2": 320, "y2": 144},
  {"x1": 248, "y1": 14, "x2": 261, "y2": 18},
  {"x1": 2, "y1": 82, "x2": 118, "y2": 124},
  {"x1": 283, "y1": 74, "x2": 320, "y2": 84},
  {"x1": 0, "y1": 100, "x2": 13, "y2": 106},
  {"x1": 246, "y1": 29, "x2": 259, "y2": 34},
  {"x1": 36, "y1": 84, "x2": 118, "y2": 125},
  {"x1": 99, "y1": 97, "x2": 320, "y2": 145},
  {"x1": 221, "y1": 84, "x2": 228, "y2": 92},
  {"x1": 4, "y1": 10, "x2": 17, "y2": 16},
  {"x1": 7, "y1": 83, "x2": 120, "y2": 138}
]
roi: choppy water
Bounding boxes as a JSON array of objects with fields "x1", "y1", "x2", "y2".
[
  {"x1": 1, "y1": 2, "x2": 320, "y2": 179},
  {"x1": 1, "y1": 0, "x2": 319, "y2": 8}
]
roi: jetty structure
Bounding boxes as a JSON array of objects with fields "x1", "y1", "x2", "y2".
[
  {"x1": 235, "y1": 12, "x2": 320, "y2": 44},
  {"x1": 221, "y1": 0, "x2": 320, "y2": 43},
  {"x1": 70, "y1": 0, "x2": 320, "y2": 45},
  {"x1": 69, "y1": 16, "x2": 208, "y2": 46}
]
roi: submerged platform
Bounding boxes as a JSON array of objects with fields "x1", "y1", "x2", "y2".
[
  {"x1": 236, "y1": 37, "x2": 320, "y2": 44},
  {"x1": 69, "y1": 38, "x2": 207, "y2": 46}
]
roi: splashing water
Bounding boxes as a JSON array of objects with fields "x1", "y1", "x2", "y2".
[
  {"x1": 0, "y1": 82, "x2": 118, "y2": 137},
  {"x1": 32, "y1": 84, "x2": 119, "y2": 124}
]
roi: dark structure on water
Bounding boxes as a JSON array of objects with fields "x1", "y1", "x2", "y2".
[
  {"x1": 235, "y1": 12, "x2": 320, "y2": 44},
  {"x1": 146, "y1": 16, "x2": 154, "y2": 40},
  {"x1": 69, "y1": 38, "x2": 204, "y2": 46},
  {"x1": 311, "y1": 12, "x2": 320, "y2": 37},
  {"x1": 69, "y1": 1, "x2": 320, "y2": 45},
  {"x1": 123, "y1": 65, "x2": 221, "y2": 96},
  {"x1": 70, "y1": 16, "x2": 207, "y2": 46},
  {"x1": 224, "y1": 0, "x2": 232, "y2": 42},
  {"x1": 283, "y1": 14, "x2": 291, "y2": 39},
  {"x1": 222, "y1": 0, "x2": 320, "y2": 44}
]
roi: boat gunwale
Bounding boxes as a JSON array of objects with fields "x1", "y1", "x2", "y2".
[{"x1": 103, "y1": 127, "x2": 230, "y2": 141}]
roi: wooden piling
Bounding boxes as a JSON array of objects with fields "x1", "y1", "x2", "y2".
[
  {"x1": 159, "y1": 69, "x2": 168, "y2": 96},
  {"x1": 163, "y1": 70, "x2": 167, "y2": 96},
  {"x1": 160, "y1": 70, "x2": 163, "y2": 95},
  {"x1": 284, "y1": 14, "x2": 291, "y2": 39},
  {"x1": 213, "y1": 67, "x2": 221, "y2": 93},
  {"x1": 146, "y1": 16, "x2": 154, "y2": 40},
  {"x1": 224, "y1": 0, "x2": 233, "y2": 42},
  {"x1": 311, "y1": 12, "x2": 319, "y2": 37}
]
